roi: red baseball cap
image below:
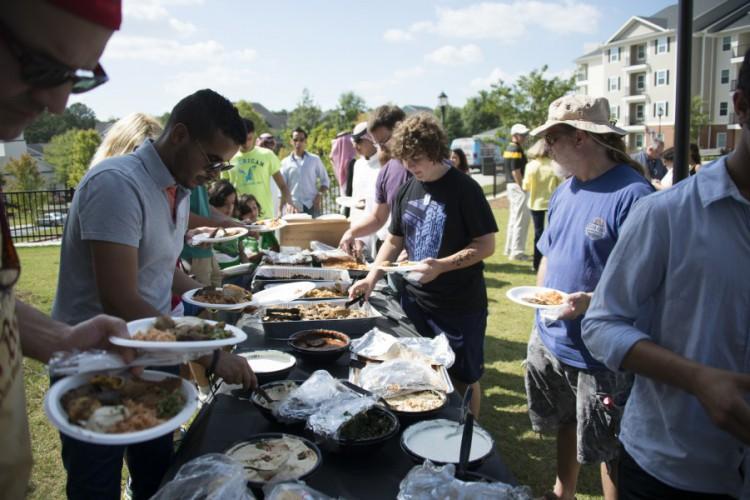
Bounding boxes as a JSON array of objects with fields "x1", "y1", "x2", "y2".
[{"x1": 47, "y1": 0, "x2": 122, "y2": 30}]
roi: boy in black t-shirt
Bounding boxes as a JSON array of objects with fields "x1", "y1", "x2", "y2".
[{"x1": 350, "y1": 113, "x2": 498, "y2": 416}]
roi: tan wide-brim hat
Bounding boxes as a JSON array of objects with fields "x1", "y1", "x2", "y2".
[{"x1": 530, "y1": 95, "x2": 628, "y2": 137}]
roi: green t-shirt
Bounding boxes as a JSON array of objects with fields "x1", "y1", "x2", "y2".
[
  {"x1": 213, "y1": 233, "x2": 279, "y2": 269},
  {"x1": 181, "y1": 186, "x2": 213, "y2": 260},
  {"x1": 223, "y1": 146, "x2": 280, "y2": 219}
]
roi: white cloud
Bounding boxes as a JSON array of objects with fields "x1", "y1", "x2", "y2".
[
  {"x1": 168, "y1": 18, "x2": 197, "y2": 36},
  {"x1": 162, "y1": 65, "x2": 255, "y2": 99},
  {"x1": 394, "y1": 66, "x2": 425, "y2": 79},
  {"x1": 470, "y1": 68, "x2": 514, "y2": 89},
  {"x1": 582, "y1": 41, "x2": 601, "y2": 54},
  {"x1": 106, "y1": 35, "x2": 257, "y2": 65},
  {"x1": 383, "y1": 29, "x2": 413, "y2": 43},
  {"x1": 394, "y1": 1, "x2": 601, "y2": 43},
  {"x1": 426, "y1": 44, "x2": 483, "y2": 65},
  {"x1": 355, "y1": 66, "x2": 426, "y2": 93}
]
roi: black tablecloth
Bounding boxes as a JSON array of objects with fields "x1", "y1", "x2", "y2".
[{"x1": 163, "y1": 290, "x2": 516, "y2": 499}]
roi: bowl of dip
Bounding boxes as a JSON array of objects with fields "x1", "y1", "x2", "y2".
[
  {"x1": 288, "y1": 329, "x2": 351, "y2": 364},
  {"x1": 400, "y1": 418, "x2": 495, "y2": 469},
  {"x1": 239, "y1": 350, "x2": 296, "y2": 384}
]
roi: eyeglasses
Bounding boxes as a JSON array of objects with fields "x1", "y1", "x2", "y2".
[
  {"x1": 194, "y1": 141, "x2": 233, "y2": 173},
  {"x1": 544, "y1": 132, "x2": 569, "y2": 147},
  {"x1": 0, "y1": 20, "x2": 108, "y2": 94}
]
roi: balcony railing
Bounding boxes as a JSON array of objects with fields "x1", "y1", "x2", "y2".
[{"x1": 629, "y1": 117, "x2": 646, "y2": 126}]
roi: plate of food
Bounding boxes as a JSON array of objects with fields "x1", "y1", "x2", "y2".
[
  {"x1": 377, "y1": 260, "x2": 423, "y2": 273},
  {"x1": 112, "y1": 316, "x2": 247, "y2": 351},
  {"x1": 225, "y1": 433, "x2": 321, "y2": 487},
  {"x1": 190, "y1": 227, "x2": 248, "y2": 244},
  {"x1": 245, "y1": 218, "x2": 287, "y2": 233},
  {"x1": 182, "y1": 284, "x2": 255, "y2": 310},
  {"x1": 505, "y1": 286, "x2": 568, "y2": 310},
  {"x1": 44, "y1": 370, "x2": 198, "y2": 445}
]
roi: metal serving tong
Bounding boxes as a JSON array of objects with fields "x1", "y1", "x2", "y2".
[
  {"x1": 345, "y1": 294, "x2": 365, "y2": 309},
  {"x1": 457, "y1": 386, "x2": 475, "y2": 478}
]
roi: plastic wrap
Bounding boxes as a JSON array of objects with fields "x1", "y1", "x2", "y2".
[
  {"x1": 262, "y1": 250, "x2": 313, "y2": 266},
  {"x1": 358, "y1": 359, "x2": 446, "y2": 398},
  {"x1": 264, "y1": 481, "x2": 333, "y2": 500},
  {"x1": 306, "y1": 392, "x2": 379, "y2": 438},
  {"x1": 48, "y1": 349, "x2": 212, "y2": 377},
  {"x1": 275, "y1": 370, "x2": 355, "y2": 422},
  {"x1": 351, "y1": 329, "x2": 455, "y2": 368},
  {"x1": 397, "y1": 461, "x2": 532, "y2": 500},
  {"x1": 151, "y1": 454, "x2": 254, "y2": 500}
]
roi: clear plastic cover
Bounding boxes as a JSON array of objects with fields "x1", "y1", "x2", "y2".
[
  {"x1": 397, "y1": 461, "x2": 532, "y2": 500},
  {"x1": 358, "y1": 358, "x2": 446, "y2": 398},
  {"x1": 275, "y1": 370, "x2": 356, "y2": 422},
  {"x1": 351, "y1": 329, "x2": 455, "y2": 368},
  {"x1": 306, "y1": 392, "x2": 379, "y2": 438},
  {"x1": 151, "y1": 453, "x2": 255, "y2": 500},
  {"x1": 48, "y1": 349, "x2": 211, "y2": 377},
  {"x1": 262, "y1": 250, "x2": 313, "y2": 266},
  {"x1": 264, "y1": 481, "x2": 333, "y2": 500}
]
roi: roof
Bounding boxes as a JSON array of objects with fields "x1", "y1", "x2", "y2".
[
  {"x1": 251, "y1": 102, "x2": 288, "y2": 130},
  {"x1": 575, "y1": 46, "x2": 603, "y2": 62},
  {"x1": 649, "y1": 0, "x2": 750, "y2": 31},
  {"x1": 402, "y1": 105, "x2": 433, "y2": 115},
  {"x1": 718, "y1": 11, "x2": 750, "y2": 31}
]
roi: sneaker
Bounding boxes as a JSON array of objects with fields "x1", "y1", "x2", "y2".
[{"x1": 511, "y1": 253, "x2": 531, "y2": 261}]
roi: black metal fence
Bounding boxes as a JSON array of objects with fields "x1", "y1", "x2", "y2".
[{"x1": 4, "y1": 188, "x2": 74, "y2": 243}]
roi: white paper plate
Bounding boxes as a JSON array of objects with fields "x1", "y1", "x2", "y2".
[
  {"x1": 401, "y1": 418, "x2": 494, "y2": 465},
  {"x1": 252, "y1": 281, "x2": 316, "y2": 305},
  {"x1": 44, "y1": 370, "x2": 198, "y2": 446},
  {"x1": 191, "y1": 227, "x2": 248, "y2": 244},
  {"x1": 335, "y1": 196, "x2": 365, "y2": 209},
  {"x1": 377, "y1": 261, "x2": 423, "y2": 273},
  {"x1": 238, "y1": 350, "x2": 296, "y2": 374},
  {"x1": 182, "y1": 288, "x2": 256, "y2": 310},
  {"x1": 221, "y1": 263, "x2": 253, "y2": 277},
  {"x1": 505, "y1": 286, "x2": 569, "y2": 310},
  {"x1": 316, "y1": 214, "x2": 346, "y2": 221},
  {"x1": 245, "y1": 218, "x2": 288, "y2": 233},
  {"x1": 111, "y1": 316, "x2": 247, "y2": 351},
  {"x1": 282, "y1": 213, "x2": 312, "y2": 221}
]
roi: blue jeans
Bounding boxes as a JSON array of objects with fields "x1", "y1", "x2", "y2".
[{"x1": 61, "y1": 432, "x2": 173, "y2": 500}]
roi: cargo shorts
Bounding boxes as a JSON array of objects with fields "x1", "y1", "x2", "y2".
[{"x1": 524, "y1": 327, "x2": 631, "y2": 464}]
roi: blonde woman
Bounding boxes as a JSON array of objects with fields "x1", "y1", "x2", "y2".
[
  {"x1": 90, "y1": 112, "x2": 163, "y2": 167},
  {"x1": 522, "y1": 139, "x2": 562, "y2": 271}
]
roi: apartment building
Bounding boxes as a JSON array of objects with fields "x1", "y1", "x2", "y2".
[{"x1": 575, "y1": 0, "x2": 750, "y2": 153}]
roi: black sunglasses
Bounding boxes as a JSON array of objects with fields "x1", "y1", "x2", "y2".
[
  {"x1": 0, "y1": 21, "x2": 108, "y2": 94},
  {"x1": 194, "y1": 140, "x2": 233, "y2": 173}
]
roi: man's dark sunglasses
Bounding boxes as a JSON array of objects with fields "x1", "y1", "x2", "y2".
[
  {"x1": 0, "y1": 21, "x2": 108, "y2": 94},
  {"x1": 195, "y1": 141, "x2": 233, "y2": 173}
]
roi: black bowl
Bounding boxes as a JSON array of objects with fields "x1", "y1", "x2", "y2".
[
  {"x1": 248, "y1": 379, "x2": 306, "y2": 427},
  {"x1": 288, "y1": 329, "x2": 351, "y2": 364},
  {"x1": 384, "y1": 390, "x2": 449, "y2": 423},
  {"x1": 311, "y1": 405, "x2": 400, "y2": 455},
  {"x1": 225, "y1": 432, "x2": 322, "y2": 492}
]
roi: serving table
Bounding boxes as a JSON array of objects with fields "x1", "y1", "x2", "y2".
[{"x1": 162, "y1": 289, "x2": 516, "y2": 498}]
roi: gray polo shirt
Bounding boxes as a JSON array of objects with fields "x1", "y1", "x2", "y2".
[{"x1": 52, "y1": 140, "x2": 190, "y2": 325}]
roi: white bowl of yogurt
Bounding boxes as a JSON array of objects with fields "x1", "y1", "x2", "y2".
[
  {"x1": 239, "y1": 350, "x2": 297, "y2": 384},
  {"x1": 400, "y1": 418, "x2": 495, "y2": 468}
]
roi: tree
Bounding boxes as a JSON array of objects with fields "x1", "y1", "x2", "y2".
[
  {"x1": 24, "y1": 103, "x2": 98, "y2": 143},
  {"x1": 44, "y1": 129, "x2": 101, "y2": 188},
  {"x1": 461, "y1": 90, "x2": 502, "y2": 136},
  {"x1": 233, "y1": 100, "x2": 270, "y2": 135},
  {"x1": 3, "y1": 154, "x2": 45, "y2": 191},
  {"x1": 307, "y1": 124, "x2": 339, "y2": 187},
  {"x1": 287, "y1": 89, "x2": 322, "y2": 132},
  {"x1": 329, "y1": 91, "x2": 366, "y2": 131},
  {"x1": 435, "y1": 105, "x2": 466, "y2": 143},
  {"x1": 157, "y1": 111, "x2": 171, "y2": 127},
  {"x1": 690, "y1": 96, "x2": 710, "y2": 145}
]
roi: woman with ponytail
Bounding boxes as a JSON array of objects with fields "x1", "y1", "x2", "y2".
[{"x1": 521, "y1": 95, "x2": 654, "y2": 500}]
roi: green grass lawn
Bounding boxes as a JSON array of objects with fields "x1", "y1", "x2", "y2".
[{"x1": 17, "y1": 208, "x2": 604, "y2": 499}]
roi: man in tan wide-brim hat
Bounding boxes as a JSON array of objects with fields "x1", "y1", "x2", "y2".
[{"x1": 523, "y1": 94, "x2": 653, "y2": 500}]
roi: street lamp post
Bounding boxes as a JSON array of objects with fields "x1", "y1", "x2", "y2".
[
  {"x1": 438, "y1": 91, "x2": 448, "y2": 124},
  {"x1": 657, "y1": 106, "x2": 664, "y2": 139}
]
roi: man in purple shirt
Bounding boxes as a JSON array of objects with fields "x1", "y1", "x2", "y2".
[{"x1": 340, "y1": 105, "x2": 410, "y2": 255}]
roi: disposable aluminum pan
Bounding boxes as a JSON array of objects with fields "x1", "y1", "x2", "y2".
[
  {"x1": 253, "y1": 266, "x2": 350, "y2": 292},
  {"x1": 260, "y1": 300, "x2": 381, "y2": 339}
]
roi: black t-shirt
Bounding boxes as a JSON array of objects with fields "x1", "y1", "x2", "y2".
[
  {"x1": 389, "y1": 167, "x2": 499, "y2": 313},
  {"x1": 503, "y1": 141, "x2": 527, "y2": 183}
]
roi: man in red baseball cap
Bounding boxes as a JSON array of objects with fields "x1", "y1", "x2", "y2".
[{"x1": 0, "y1": 2, "x2": 126, "y2": 498}]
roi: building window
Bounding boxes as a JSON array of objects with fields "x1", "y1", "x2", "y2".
[
  {"x1": 636, "y1": 74, "x2": 646, "y2": 91},
  {"x1": 656, "y1": 37, "x2": 669, "y2": 54},
  {"x1": 716, "y1": 132, "x2": 727, "y2": 149},
  {"x1": 576, "y1": 65, "x2": 588, "y2": 81},
  {"x1": 637, "y1": 44, "x2": 646, "y2": 61},
  {"x1": 655, "y1": 69, "x2": 669, "y2": 86},
  {"x1": 720, "y1": 102, "x2": 728, "y2": 116},
  {"x1": 721, "y1": 69, "x2": 730, "y2": 84},
  {"x1": 722, "y1": 36, "x2": 731, "y2": 51},
  {"x1": 636, "y1": 104, "x2": 645, "y2": 122},
  {"x1": 609, "y1": 47, "x2": 620, "y2": 63},
  {"x1": 654, "y1": 101, "x2": 669, "y2": 118},
  {"x1": 608, "y1": 76, "x2": 620, "y2": 92},
  {"x1": 610, "y1": 105, "x2": 620, "y2": 121},
  {"x1": 635, "y1": 133, "x2": 644, "y2": 149}
]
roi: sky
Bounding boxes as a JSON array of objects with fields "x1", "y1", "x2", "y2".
[{"x1": 71, "y1": 0, "x2": 677, "y2": 120}]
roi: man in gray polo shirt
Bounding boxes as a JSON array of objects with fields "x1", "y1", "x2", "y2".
[{"x1": 51, "y1": 89, "x2": 256, "y2": 500}]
